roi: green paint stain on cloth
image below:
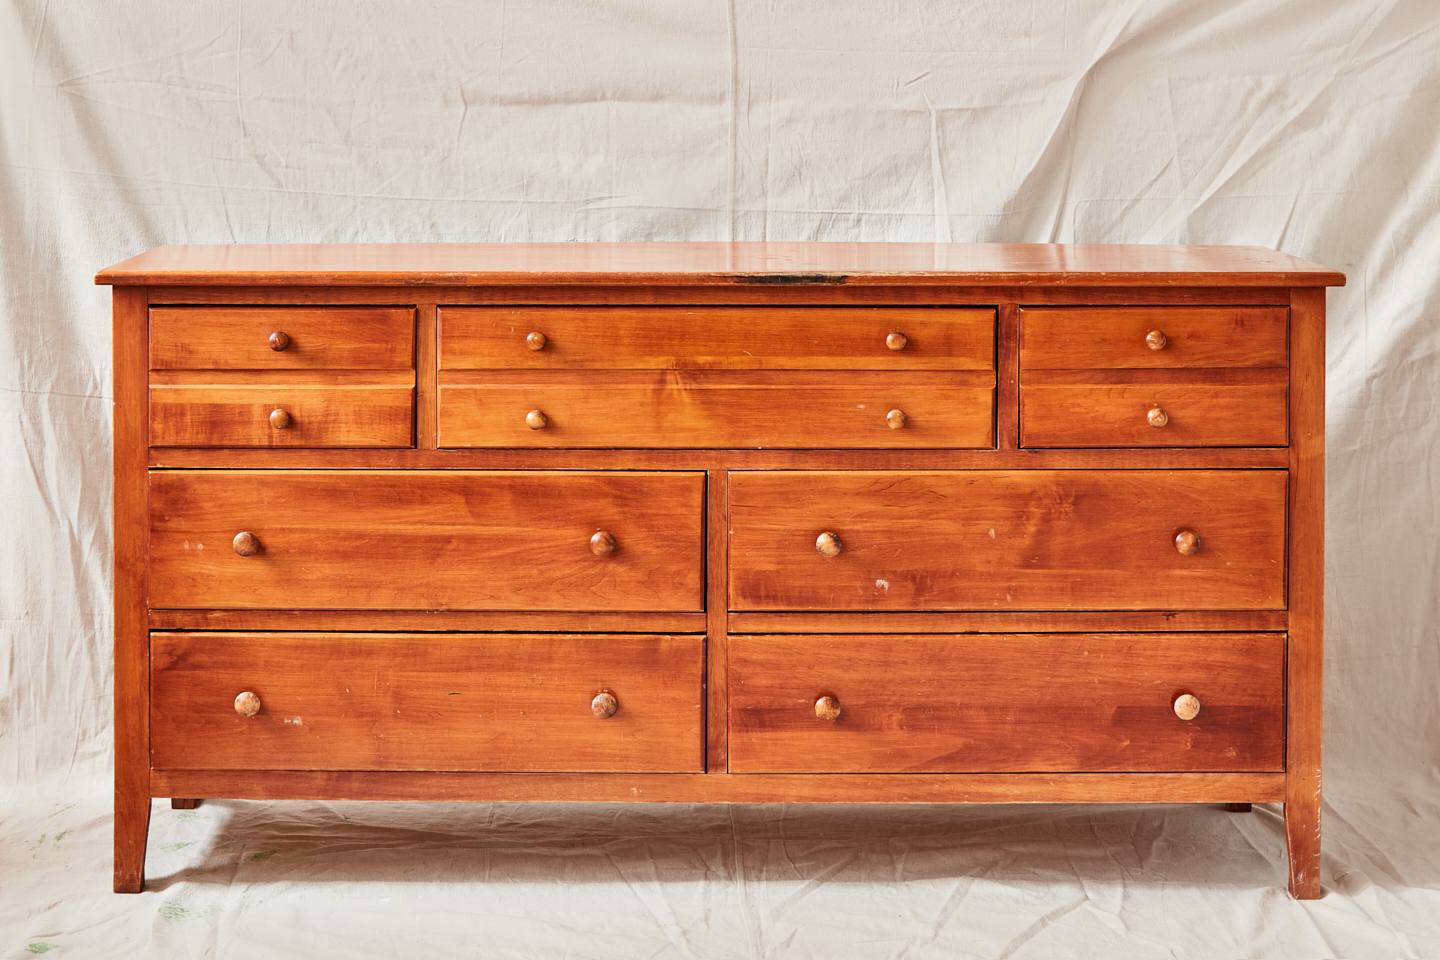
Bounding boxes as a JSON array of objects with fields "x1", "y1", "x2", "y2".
[
  {"x1": 161, "y1": 841, "x2": 196, "y2": 852},
  {"x1": 243, "y1": 850, "x2": 278, "y2": 863},
  {"x1": 26, "y1": 943, "x2": 59, "y2": 954},
  {"x1": 158, "y1": 902, "x2": 218, "y2": 924}
]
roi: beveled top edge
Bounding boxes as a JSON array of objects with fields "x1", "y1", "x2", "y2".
[{"x1": 96, "y1": 242, "x2": 1346, "y2": 287}]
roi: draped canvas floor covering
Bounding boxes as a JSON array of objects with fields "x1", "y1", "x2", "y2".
[{"x1": 2, "y1": 1, "x2": 1439, "y2": 956}]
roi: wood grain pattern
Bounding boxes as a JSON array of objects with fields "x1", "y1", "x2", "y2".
[
  {"x1": 149, "y1": 470, "x2": 705, "y2": 611},
  {"x1": 149, "y1": 384, "x2": 415, "y2": 447},
  {"x1": 148, "y1": 609, "x2": 707, "y2": 633},
  {"x1": 729, "y1": 470, "x2": 1288, "y2": 611},
  {"x1": 439, "y1": 306, "x2": 995, "y2": 370},
  {"x1": 728, "y1": 633, "x2": 1285, "y2": 773},
  {"x1": 1020, "y1": 383, "x2": 1288, "y2": 447},
  {"x1": 1287, "y1": 288, "x2": 1326, "y2": 899},
  {"x1": 439, "y1": 374, "x2": 994, "y2": 449},
  {"x1": 705, "y1": 467, "x2": 729, "y2": 774},
  {"x1": 415, "y1": 303, "x2": 438, "y2": 448},
  {"x1": 150, "y1": 769, "x2": 1287, "y2": 804},
  {"x1": 95, "y1": 243, "x2": 1347, "y2": 287},
  {"x1": 150, "y1": 633, "x2": 703, "y2": 772},
  {"x1": 149, "y1": 306, "x2": 414, "y2": 369},
  {"x1": 726, "y1": 610, "x2": 1289, "y2": 634},
  {"x1": 112, "y1": 286, "x2": 151, "y2": 893},
  {"x1": 1020, "y1": 307, "x2": 1288, "y2": 369}
]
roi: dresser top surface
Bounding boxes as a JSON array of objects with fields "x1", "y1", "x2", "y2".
[{"x1": 96, "y1": 242, "x2": 1345, "y2": 288}]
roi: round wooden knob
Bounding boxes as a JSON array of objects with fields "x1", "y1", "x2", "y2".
[
  {"x1": 1174, "y1": 693, "x2": 1200, "y2": 721},
  {"x1": 886, "y1": 331, "x2": 908, "y2": 351},
  {"x1": 591, "y1": 531, "x2": 616, "y2": 556},
  {"x1": 1174, "y1": 529, "x2": 1201, "y2": 556},
  {"x1": 815, "y1": 696, "x2": 842, "y2": 721},
  {"x1": 232, "y1": 532, "x2": 260, "y2": 557},
  {"x1": 525, "y1": 409, "x2": 548, "y2": 430},
  {"x1": 526, "y1": 332, "x2": 547, "y2": 351},
  {"x1": 591, "y1": 692, "x2": 618, "y2": 719},
  {"x1": 815, "y1": 532, "x2": 843, "y2": 558},
  {"x1": 269, "y1": 408, "x2": 291, "y2": 429},
  {"x1": 1146, "y1": 330, "x2": 1168, "y2": 351},
  {"x1": 1147, "y1": 406, "x2": 1169, "y2": 428},
  {"x1": 886, "y1": 409, "x2": 908, "y2": 430},
  {"x1": 235, "y1": 691, "x2": 261, "y2": 717},
  {"x1": 268, "y1": 331, "x2": 290, "y2": 352}
]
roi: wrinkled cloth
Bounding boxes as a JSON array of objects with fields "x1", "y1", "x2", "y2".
[{"x1": 3, "y1": 0, "x2": 1439, "y2": 956}]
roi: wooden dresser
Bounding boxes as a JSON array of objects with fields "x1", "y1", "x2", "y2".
[{"x1": 97, "y1": 243, "x2": 1344, "y2": 897}]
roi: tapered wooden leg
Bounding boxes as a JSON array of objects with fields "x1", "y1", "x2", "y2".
[
  {"x1": 114, "y1": 785, "x2": 151, "y2": 893},
  {"x1": 1225, "y1": 802, "x2": 1252, "y2": 813},
  {"x1": 171, "y1": 798, "x2": 200, "y2": 810},
  {"x1": 1285, "y1": 793, "x2": 1322, "y2": 898}
]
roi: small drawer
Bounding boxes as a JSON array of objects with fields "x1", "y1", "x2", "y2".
[
  {"x1": 440, "y1": 306, "x2": 995, "y2": 370},
  {"x1": 1020, "y1": 380, "x2": 1288, "y2": 447},
  {"x1": 151, "y1": 632, "x2": 703, "y2": 772},
  {"x1": 1020, "y1": 307, "x2": 1287, "y2": 370},
  {"x1": 150, "y1": 306, "x2": 415, "y2": 370},
  {"x1": 149, "y1": 470, "x2": 705, "y2": 612},
  {"x1": 728, "y1": 633, "x2": 1285, "y2": 773},
  {"x1": 149, "y1": 383, "x2": 414, "y2": 447},
  {"x1": 439, "y1": 373, "x2": 994, "y2": 449},
  {"x1": 729, "y1": 470, "x2": 1287, "y2": 611}
]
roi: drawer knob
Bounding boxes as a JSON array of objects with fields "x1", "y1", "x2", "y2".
[
  {"x1": 591, "y1": 531, "x2": 616, "y2": 556},
  {"x1": 232, "y1": 531, "x2": 261, "y2": 557},
  {"x1": 815, "y1": 532, "x2": 843, "y2": 558},
  {"x1": 234, "y1": 691, "x2": 262, "y2": 717},
  {"x1": 526, "y1": 331, "x2": 547, "y2": 351},
  {"x1": 1173, "y1": 693, "x2": 1201, "y2": 721},
  {"x1": 1174, "y1": 529, "x2": 1202, "y2": 556},
  {"x1": 269, "y1": 408, "x2": 292, "y2": 429},
  {"x1": 591, "y1": 692, "x2": 619, "y2": 719},
  {"x1": 268, "y1": 331, "x2": 290, "y2": 352},
  {"x1": 814, "y1": 696, "x2": 842, "y2": 721},
  {"x1": 1147, "y1": 406, "x2": 1169, "y2": 428},
  {"x1": 1146, "y1": 329, "x2": 1168, "y2": 351},
  {"x1": 886, "y1": 409, "x2": 908, "y2": 430},
  {"x1": 525, "y1": 409, "x2": 548, "y2": 430},
  {"x1": 886, "y1": 331, "x2": 908, "y2": 351}
]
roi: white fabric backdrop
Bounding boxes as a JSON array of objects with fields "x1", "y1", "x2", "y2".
[{"x1": 2, "y1": 0, "x2": 1438, "y2": 955}]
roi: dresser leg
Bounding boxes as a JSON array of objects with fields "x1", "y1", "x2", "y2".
[
  {"x1": 1225, "y1": 802, "x2": 1252, "y2": 813},
  {"x1": 1285, "y1": 797, "x2": 1322, "y2": 899},
  {"x1": 170, "y1": 798, "x2": 200, "y2": 810},
  {"x1": 114, "y1": 789, "x2": 151, "y2": 893}
]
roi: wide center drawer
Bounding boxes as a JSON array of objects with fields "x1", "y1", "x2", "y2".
[
  {"x1": 150, "y1": 632, "x2": 703, "y2": 772},
  {"x1": 729, "y1": 633, "x2": 1285, "y2": 773},
  {"x1": 729, "y1": 470, "x2": 1287, "y2": 611},
  {"x1": 149, "y1": 471, "x2": 705, "y2": 611}
]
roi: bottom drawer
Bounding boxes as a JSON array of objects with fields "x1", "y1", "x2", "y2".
[
  {"x1": 729, "y1": 633, "x2": 1284, "y2": 773},
  {"x1": 151, "y1": 632, "x2": 703, "y2": 772}
]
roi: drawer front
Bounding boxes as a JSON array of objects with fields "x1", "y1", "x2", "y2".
[
  {"x1": 149, "y1": 471, "x2": 705, "y2": 611},
  {"x1": 150, "y1": 307, "x2": 415, "y2": 370},
  {"x1": 151, "y1": 633, "x2": 703, "y2": 772},
  {"x1": 1020, "y1": 381, "x2": 1288, "y2": 447},
  {"x1": 728, "y1": 633, "x2": 1285, "y2": 773},
  {"x1": 439, "y1": 375, "x2": 994, "y2": 449},
  {"x1": 729, "y1": 470, "x2": 1287, "y2": 611},
  {"x1": 149, "y1": 384, "x2": 414, "y2": 447},
  {"x1": 1020, "y1": 307, "x2": 1287, "y2": 369},
  {"x1": 440, "y1": 306, "x2": 995, "y2": 370}
]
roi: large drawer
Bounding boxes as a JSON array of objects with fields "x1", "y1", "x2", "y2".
[
  {"x1": 728, "y1": 633, "x2": 1285, "y2": 773},
  {"x1": 439, "y1": 373, "x2": 994, "y2": 448},
  {"x1": 439, "y1": 306, "x2": 996, "y2": 370},
  {"x1": 149, "y1": 471, "x2": 705, "y2": 611},
  {"x1": 150, "y1": 306, "x2": 416, "y2": 370},
  {"x1": 729, "y1": 470, "x2": 1287, "y2": 611},
  {"x1": 151, "y1": 632, "x2": 704, "y2": 772}
]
